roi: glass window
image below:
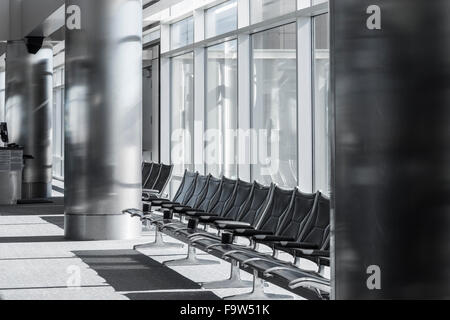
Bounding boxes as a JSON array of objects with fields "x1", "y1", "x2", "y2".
[
  {"x1": 313, "y1": 14, "x2": 330, "y2": 195},
  {"x1": 170, "y1": 52, "x2": 194, "y2": 192},
  {"x1": 143, "y1": 29, "x2": 161, "y2": 44},
  {"x1": 250, "y1": 0, "x2": 297, "y2": 24},
  {"x1": 52, "y1": 67, "x2": 65, "y2": 178},
  {"x1": 251, "y1": 23, "x2": 297, "y2": 187},
  {"x1": 205, "y1": 0, "x2": 238, "y2": 39},
  {"x1": 170, "y1": 17, "x2": 194, "y2": 50},
  {"x1": 205, "y1": 40, "x2": 238, "y2": 178}
]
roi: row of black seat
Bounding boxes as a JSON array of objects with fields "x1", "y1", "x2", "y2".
[
  {"x1": 141, "y1": 162, "x2": 173, "y2": 200},
  {"x1": 125, "y1": 170, "x2": 330, "y2": 300}
]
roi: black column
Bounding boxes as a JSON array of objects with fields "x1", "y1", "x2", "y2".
[{"x1": 331, "y1": 0, "x2": 450, "y2": 299}]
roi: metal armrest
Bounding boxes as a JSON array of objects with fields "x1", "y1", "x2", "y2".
[
  {"x1": 186, "y1": 211, "x2": 217, "y2": 218},
  {"x1": 161, "y1": 202, "x2": 182, "y2": 209},
  {"x1": 277, "y1": 242, "x2": 319, "y2": 250},
  {"x1": 215, "y1": 221, "x2": 252, "y2": 230},
  {"x1": 222, "y1": 248, "x2": 259, "y2": 260},
  {"x1": 294, "y1": 249, "x2": 330, "y2": 257},
  {"x1": 253, "y1": 235, "x2": 296, "y2": 242},
  {"x1": 289, "y1": 277, "x2": 330, "y2": 294},
  {"x1": 263, "y1": 266, "x2": 296, "y2": 278},
  {"x1": 241, "y1": 256, "x2": 279, "y2": 267},
  {"x1": 186, "y1": 229, "x2": 215, "y2": 239},
  {"x1": 151, "y1": 199, "x2": 173, "y2": 206},
  {"x1": 143, "y1": 189, "x2": 159, "y2": 194},
  {"x1": 160, "y1": 222, "x2": 182, "y2": 229},
  {"x1": 122, "y1": 208, "x2": 144, "y2": 219},
  {"x1": 189, "y1": 233, "x2": 221, "y2": 243},
  {"x1": 233, "y1": 229, "x2": 274, "y2": 237},
  {"x1": 198, "y1": 216, "x2": 226, "y2": 223}
]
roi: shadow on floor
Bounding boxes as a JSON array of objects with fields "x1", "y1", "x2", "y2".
[
  {"x1": 72, "y1": 249, "x2": 220, "y2": 300},
  {"x1": 0, "y1": 197, "x2": 64, "y2": 216},
  {"x1": 125, "y1": 291, "x2": 219, "y2": 300},
  {"x1": 40, "y1": 216, "x2": 65, "y2": 229},
  {"x1": 0, "y1": 236, "x2": 66, "y2": 243}
]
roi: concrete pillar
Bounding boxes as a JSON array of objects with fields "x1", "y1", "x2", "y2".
[
  {"x1": 331, "y1": 0, "x2": 450, "y2": 299},
  {"x1": 64, "y1": 0, "x2": 143, "y2": 240},
  {"x1": 5, "y1": 40, "x2": 53, "y2": 199}
]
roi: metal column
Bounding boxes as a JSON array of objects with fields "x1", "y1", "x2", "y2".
[
  {"x1": 331, "y1": 0, "x2": 450, "y2": 299},
  {"x1": 5, "y1": 40, "x2": 53, "y2": 199},
  {"x1": 64, "y1": 0, "x2": 143, "y2": 240}
]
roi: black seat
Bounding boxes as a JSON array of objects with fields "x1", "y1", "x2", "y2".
[
  {"x1": 195, "y1": 185, "x2": 292, "y2": 258},
  {"x1": 188, "y1": 183, "x2": 274, "y2": 290},
  {"x1": 191, "y1": 182, "x2": 273, "y2": 249},
  {"x1": 149, "y1": 170, "x2": 198, "y2": 208},
  {"x1": 191, "y1": 176, "x2": 222, "y2": 213},
  {"x1": 234, "y1": 194, "x2": 331, "y2": 299},
  {"x1": 172, "y1": 177, "x2": 239, "y2": 233},
  {"x1": 161, "y1": 177, "x2": 239, "y2": 266},
  {"x1": 158, "y1": 175, "x2": 222, "y2": 230},
  {"x1": 143, "y1": 163, "x2": 161, "y2": 191},
  {"x1": 193, "y1": 186, "x2": 296, "y2": 298},
  {"x1": 259, "y1": 229, "x2": 331, "y2": 300},
  {"x1": 252, "y1": 190, "x2": 319, "y2": 248},
  {"x1": 142, "y1": 162, "x2": 154, "y2": 186},
  {"x1": 196, "y1": 179, "x2": 254, "y2": 224},
  {"x1": 216, "y1": 188, "x2": 314, "y2": 269},
  {"x1": 229, "y1": 190, "x2": 321, "y2": 271},
  {"x1": 142, "y1": 163, "x2": 173, "y2": 200},
  {"x1": 127, "y1": 170, "x2": 199, "y2": 250},
  {"x1": 160, "y1": 174, "x2": 210, "y2": 211},
  {"x1": 184, "y1": 180, "x2": 257, "y2": 244},
  {"x1": 153, "y1": 164, "x2": 173, "y2": 193},
  {"x1": 125, "y1": 170, "x2": 198, "y2": 221},
  {"x1": 274, "y1": 194, "x2": 331, "y2": 260}
]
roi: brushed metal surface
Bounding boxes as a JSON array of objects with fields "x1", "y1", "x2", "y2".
[
  {"x1": 65, "y1": 214, "x2": 142, "y2": 241},
  {"x1": 331, "y1": 0, "x2": 450, "y2": 299},
  {"x1": 5, "y1": 40, "x2": 53, "y2": 199},
  {"x1": 64, "y1": 0, "x2": 143, "y2": 240}
]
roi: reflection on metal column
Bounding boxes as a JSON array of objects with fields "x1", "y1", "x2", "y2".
[
  {"x1": 64, "y1": 0, "x2": 143, "y2": 240},
  {"x1": 5, "y1": 41, "x2": 53, "y2": 199},
  {"x1": 331, "y1": 0, "x2": 450, "y2": 299}
]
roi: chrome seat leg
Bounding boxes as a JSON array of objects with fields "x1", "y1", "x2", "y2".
[
  {"x1": 224, "y1": 270, "x2": 293, "y2": 300},
  {"x1": 134, "y1": 228, "x2": 184, "y2": 250},
  {"x1": 164, "y1": 245, "x2": 221, "y2": 266},
  {"x1": 202, "y1": 261, "x2": 253, "y2": 289}
]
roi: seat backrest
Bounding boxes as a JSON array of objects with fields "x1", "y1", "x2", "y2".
[
  {"x1": 184, "y1": 174, "x2": 210, "y2": 208},
  {"x1": 321, "y1": 225, "x2": 330, "y2": 251},
  {"x1": 144, "y1": 163, "x2": 161, "y2": 189},
  {"x1": 195, "y1": 176, "x2": 222, "y2": 211},
  {"x1": 220, "y1": 180, "x2": 254, "y2": 221},
  {"x1": 236, "y1": 183, "x2": 274, "y2": 227},
  {"x1": 276, "y1": 190, "x2": 319, "y2": 239},
  {"x1": 296, "y1": 193, "x2": 330, "y2": 248},
  {"x1": 142, "y1": 162, "x2": 154, "y2": 186},
  {"x1": 172, "y1": 170, "x2": 199, "y2": 204},
  {"x1": 152, "y1": 164, "x2": 173, "y2": 193},
  {"x1": 255, "y1": 186, "x2": 296, "y2": 234},
  {"x1": 207, "y1": 177, "x2": 238, "y2": 216}
]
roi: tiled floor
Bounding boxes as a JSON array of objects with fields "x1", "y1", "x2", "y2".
[{"x1": 0, "y1": 199, "x2": 305, "y2": 300}]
